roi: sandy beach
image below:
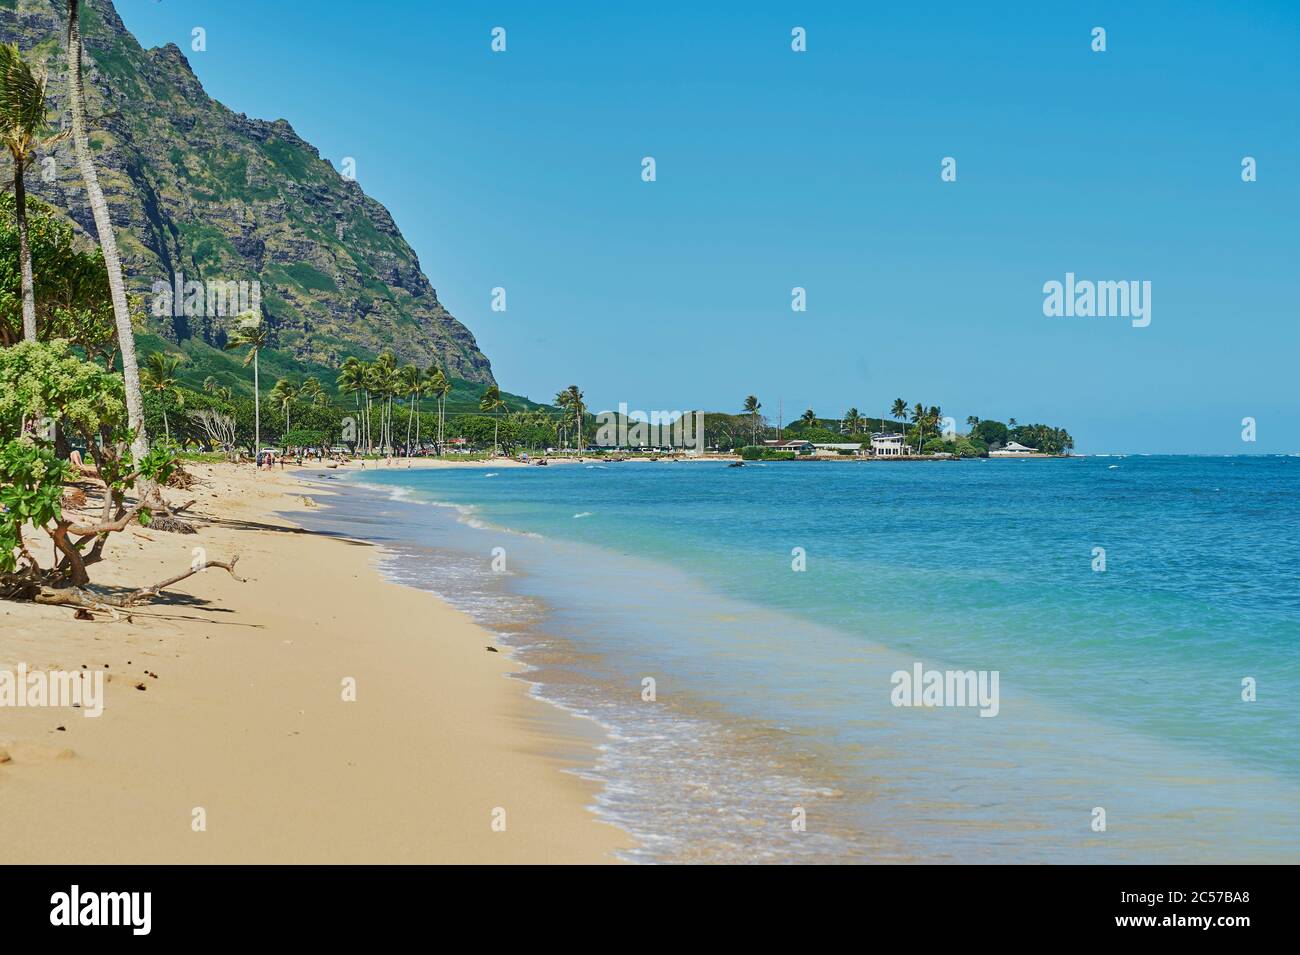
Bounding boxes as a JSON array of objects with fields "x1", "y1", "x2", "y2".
[{"x1": 0, "y1": 460, "x2": 633, "y2": 864}]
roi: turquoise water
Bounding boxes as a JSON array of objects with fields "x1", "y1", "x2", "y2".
[{"x1": 330, "y1": 456, "x2": 1300, "y2": 862}]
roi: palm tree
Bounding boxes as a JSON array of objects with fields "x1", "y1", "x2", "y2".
[
  {"x1": 299, "y1": 376, "x2": 326, "y2": 407},
  {"x1": 479, "y1": 384, "x2": 506, "y2": 456},
  {"x1": 225, "y1": 316, "x2": 267, "y2": 456},
  {"x1": 741, "y1": 395, "x2": 762, "y2": 446},
  {"x1": 140, "y1": 351, "x2": 184, "y2": 442},
  {"x1": 843, "y1": 407, "x2": 862, "y2": 435},
  {"x1": 399, "y1": 364, "x2": 420, "y2": 459},
  {"x1": 560, "y1": 385, "x2": 585, "y2": 451},
  {"x1": 800, "y1": 408, "x2": 817, "y2": 428},
  {"x1": 427, "y1": 366, "x2": 449, "y2": 454},
  {"x1": 269, "y1": 378, "x2": 299, "y2": 435},
  {"x1": 336, "y1": 357, "x2": 367, "y2": 450},
  {"x1": 890, "y1": 398, "x2": 907, "y2": 435},
  {"x1": 370, "y1": 351, "x2": 397, "y2": 453},
  {"x1": 0, "y1": 43, "x2": 64, "y2": 341},
  {"x1": 928, "y1": 405, "x2": 943, "y2": 442},
  {"x1": 911, "y1": 402, "x2": 926, "y2": 452},
  {"x1": 66, "y1": 1, "x2": 149, "y2": 465}
]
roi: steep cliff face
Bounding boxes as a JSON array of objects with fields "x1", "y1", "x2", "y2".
[{"x1": 0, "y1": 0, "x2": 495, "y2": 384}]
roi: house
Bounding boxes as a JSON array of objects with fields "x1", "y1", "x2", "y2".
[
  {"x1": 870, "y1": 433, "x2": 909, "y2": 457},
  {"x1": 990, "y1": 441, "x2": 1038, "y2": 456},
  {"x1": 763, "y1": 439, "x2": 815, "y2": 455}
]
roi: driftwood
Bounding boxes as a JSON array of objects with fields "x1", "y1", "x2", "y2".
[{"x1": 26, "y1": 556, "x2": 244, "y2": 613}]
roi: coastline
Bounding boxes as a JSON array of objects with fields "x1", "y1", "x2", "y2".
[{"x1": 0, "y1": 461, "x2": 634, "y2": 864}]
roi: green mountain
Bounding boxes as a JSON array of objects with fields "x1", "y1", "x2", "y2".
[{"x1": 0, "y1": 0, "x2": 495, "y2": 386}]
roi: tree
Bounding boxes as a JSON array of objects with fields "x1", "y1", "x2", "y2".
[
  {"x1": 370, "y1": 351, "x2": 397, "y2": 453},
  {"x1": 336, "y1": 357, "x2": 367, "y2": 451},
  {"x1": 741, "y1": 395, "x2": 762, "y2": 445},
  {"x1": 299, "y1": 376, "x2": 326, "y2": 407},
  {"x1": 558, "y1": 385, "x2": 585, "y2": 451},
  {"x1": 140, "y1": 351, "x2": 185, "y2": 442},
  {"x1": 843, "y1": 407, "x2": 862, "y2": 435},
  {"x1": 479, "y1": 383, "x2": 506, "y2": 456},
  {"x1": 269, "y1": 378, "x2": 299, "y2": 436},
  {"x1": 971, "y1": 419, "x2": 1008, "y2": 448},
  {"x1": 224, "y1": 315, "x2": 267, "y2": 454},
  {"x1": 0, "y1": 43, "x2": 64, "y2": 341},
  {"x1": 0, "y1": 194, "x2": 113, "y2": 356},
  {"x1": 427, "y1": 365, "x2": 449, "y2": 454},
  {"x1": 910, "y1": 402, "x2": 926, "y2": 452},
  {"x1": 66, "y1": 0, "x2": 149, "y2": 470},
  {"x1": 891, "y1": 398, "x2": 907, "y2": 434},
  {"x1": 0, "y1": 340, "x2": 243, "y2": 608},
  {"x1": 398, "y1": 364, "x2": 420, "y2": 459},
  {"x1": 800, "y1": 408, "x2": 817, "y2": 428}
]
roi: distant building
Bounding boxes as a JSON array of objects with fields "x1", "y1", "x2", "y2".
[
  {"x1": 870, "y1": 433, "x2": 909, "y2": 456},
  {"x1": 990, "y1": 441, "x2": 1038, "y2": 456},
  {"x1": 763, "y1": 439, "x2": 815, "y2": 455}
]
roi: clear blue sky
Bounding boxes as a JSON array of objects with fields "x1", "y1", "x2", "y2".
[{"x1": 117, "y1": 0, "x2": 1299, "y2": 453}]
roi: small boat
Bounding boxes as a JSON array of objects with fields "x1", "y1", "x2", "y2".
[{"x1": 727, "y1": 461, "x2": 745, "y2": 468}]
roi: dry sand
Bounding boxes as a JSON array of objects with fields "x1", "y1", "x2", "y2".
[{"x1": 0, "y1": 460, "x2": 633, "y2": 863}]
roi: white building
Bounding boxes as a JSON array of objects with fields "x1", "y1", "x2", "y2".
[
  {"x1": 870, "y1": 433, "x2": 909, "y2": 457},
  {"x1": 990, "y1": 441, "x2": 1038, "y2": 456}
]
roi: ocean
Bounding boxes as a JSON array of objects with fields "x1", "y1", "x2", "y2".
[{"x1": 293, "y1": 456, "x2": 1300, "y2": 863}]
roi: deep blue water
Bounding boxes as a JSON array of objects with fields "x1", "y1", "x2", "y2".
[{"x1": 337, "y1": 455, "x2": 1300, "y2": 862}]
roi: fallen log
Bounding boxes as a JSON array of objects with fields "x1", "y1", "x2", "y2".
[{"x1": 27, "y1": 556, "x2": 245, "y2": 612}]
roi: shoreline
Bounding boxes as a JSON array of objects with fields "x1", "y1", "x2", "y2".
[{"x1": 0, "y1": 461, "x2": 634, "y2": 863}]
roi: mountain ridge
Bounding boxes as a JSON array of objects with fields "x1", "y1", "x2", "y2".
[{"x1": 0, "y1": 0, "x2": 496, "y2": 384}]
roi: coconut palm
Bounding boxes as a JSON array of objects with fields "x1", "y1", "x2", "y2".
[
  {"x1": 336, "y1": 357, "x2": 367, "y2": 450},
  {"x1": 843, "y1": 407, "x2": 862, "y2": 435},
  {"x1": 269, "y1": 378, "x2": 299, "y2": 436},
  {"x1": 369, "y1": 351, "x2": 398, "y2": 453},
  {"x1": 427, "y1": 366, "x2": 449, "y2": 454},
  {"x1": 800, "y1": 408, "x2": 817, "y2": 428},
  {"x1": 0, "y1": 43, "x2": 65, "y2": 341},
  {"x1": 140, "y1": 351, "x2": 185, "y2": 442},
  {"x1": 911, "y1": 402, "x2": 926, "y2": 451},
  {"x1": 479, "y1": 383, "x2": 506, "y2": 455},
  {"x1": 559, "y1": 385, "x2": 585, "y2": 451},
  {"x1": 225, "y1": 316, "x2": 268, "y2": 456},
  {"x1": 890, "y1": 398, "x2": 907, "y2": 433},
  {"x1": 741, "y1": 395, "x2": 762, "y2": 445},
  {"x1": 398, "y1": 364, "x2": 420, "y2": 459},
  {"x1": 66, "y1": 1, "x2": 149, "y2": 465},
  {"x1": 299, "y1": 376, "x2": 326, "y2": 407}
]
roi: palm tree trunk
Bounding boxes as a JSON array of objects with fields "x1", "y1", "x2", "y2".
[
  {"x1": 253, "y1": 350, "x2": 261, "y2": 460},
  {"x1": 67, "y1": 0, "x2": 149, "y2": 467},
  {"x1": 405, "y1": 397, "x2": 414, "y2": 462},
  {"x1": 14, "y1": 170, "x2": 37, "y2": 341},
  {"x1": 162, "y1": 404, "x2": 169, "y2": 442}
]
